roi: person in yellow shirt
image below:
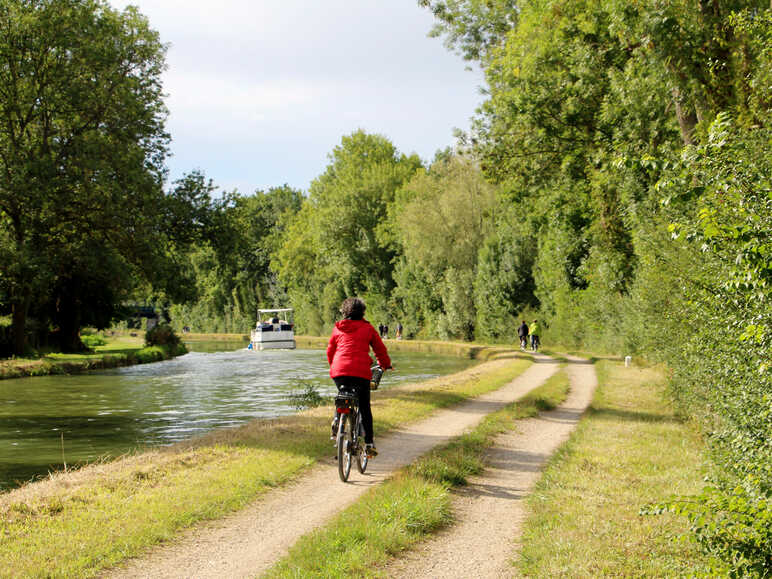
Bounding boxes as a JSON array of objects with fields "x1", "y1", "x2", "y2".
[{"x1": 530, "y1": 319, "x2": 540, "y2": 352}]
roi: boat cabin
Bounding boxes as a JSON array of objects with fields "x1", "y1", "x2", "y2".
[{"x1": 250, "y1": 308, "x2": 296, "y2": 350}]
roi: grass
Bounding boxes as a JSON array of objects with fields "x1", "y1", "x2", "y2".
[
  {"x1": 296, "y1": 334, "x2": 524, "y2": 362},
  {"x1": 516, "y1": 360, "x2": 716, "y2": 576},
  {"x1": 181, "y1": 332, "x2": 249, "y2": 341},
  {"x1": 0, "y1": 333, "x2": 186, "y2": 380},
  {"x1": 264, "y1": 367, "x2": 570, "y2": 578},
  {"x1": 0, "y1": 354, "x2": 532, "y2": 578},
  {"x1": 264, "y1": 476, "x2": 454, "y2": 578}
]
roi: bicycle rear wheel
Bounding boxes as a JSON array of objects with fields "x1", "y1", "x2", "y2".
[
  {"x1": 356, "y1": 415, "x2": 368, "y2": 474},
  {"x1": 337, "y1": 413, "x2": 353, "y2": 482}
]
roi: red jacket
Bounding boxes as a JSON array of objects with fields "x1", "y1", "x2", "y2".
[{"x1": 327, "y1": 319, "x2": 391, "y2": 380}]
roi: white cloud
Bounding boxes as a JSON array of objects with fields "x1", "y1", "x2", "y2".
[{"x1": 110, "y1": 0, "x2": 484, "y2": 192}]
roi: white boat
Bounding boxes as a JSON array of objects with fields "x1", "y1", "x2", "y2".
[{"x1": 249, "y1": 308, "x2": 296, "y2": 350}]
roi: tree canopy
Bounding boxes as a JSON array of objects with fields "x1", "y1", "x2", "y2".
[{"x1": 0, "y1": 0, "x2": 184, "y2": 353}]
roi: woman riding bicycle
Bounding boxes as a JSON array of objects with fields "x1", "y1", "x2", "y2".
[{"x1": 327, "y1": 297, "x2": 391, "y2": 457}]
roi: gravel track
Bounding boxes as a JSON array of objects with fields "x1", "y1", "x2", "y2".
[
  {"x1": 383, "y1": 355, "x2": 597, "y2": 578},
  {"x1": 106, "y1": 356, "x2": 563, "y2": 579}
]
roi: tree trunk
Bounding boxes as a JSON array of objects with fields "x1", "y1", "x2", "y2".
[
  {"x1": 672, "y1": 87, "x2": 697, "y2": 146},
  {"x1": 55, "y1": 294, "x2": 86, "y2": 353},
  {"x1": 11, "y1": 290, "x2": 31, "y2": 357}
]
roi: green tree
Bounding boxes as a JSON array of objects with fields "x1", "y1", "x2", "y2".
[
  {"x1": 274, "y1": 131, "x2": 421, "y2": 332},
  {"x1": 168, "y1": 184, "x2": 302, "y2": 334},
  {"x1": 388, "y1": 155, "x2": 497, "y2": 339},
  {"x1": 0, "y1": 0, "x2": 170, "y2": 354},
  {"x1": 473, "y1": 213, "x2": 537, "y2": 341}
]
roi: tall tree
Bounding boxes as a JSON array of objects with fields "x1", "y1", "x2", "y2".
[
  {"x1": 274, "y1": 131, "x2": 421, "y2": 332},
  {"x1": 387, "y1": 155, "x2": 497, "y2": 339},
  {"x1": 0, "y1": 0, "x2": 170, "y2": 354}
]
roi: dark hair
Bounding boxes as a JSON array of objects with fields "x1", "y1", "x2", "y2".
[{"x1": 340, "y1": 297, "x2": 366, "y2": 320}]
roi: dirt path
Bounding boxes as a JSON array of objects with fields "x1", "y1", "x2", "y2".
[
  {"x1": 106, "y1": 356, "x2": 561, "y2": 579},
  {"x1": 383, "y1": 355, "x2": 597, "y2": 578}
]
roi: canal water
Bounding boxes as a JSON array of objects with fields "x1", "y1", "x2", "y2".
[{"x1": 0, "y1": 342, "x2": 474, "y2": 491}]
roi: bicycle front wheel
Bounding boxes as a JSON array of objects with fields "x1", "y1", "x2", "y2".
[{"x1": 337, "y1": 413, "x2": 353, "y2": 482}]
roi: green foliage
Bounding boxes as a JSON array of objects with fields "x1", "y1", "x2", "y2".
[
  {"x1": 646, "y1": 485, "x2": 772, "y2": 578},
  {"x1": 170, "y1": 184, "x2": 302, "y2": 334},
  {"x1": 647, "y1": 115, "x2": 772, "y2": 575},
  {"x1": 145, "y1": 324, "x2": 183, "y2": 350},
  {"x1": 288, "y1": 382, "x2": 328, "y2": 410},
  {"x1": 80, "y1": 334, "x2": 106, "y2": 349},
  {"x1": 387, "y1": 155, "x2": 498, "y2": 339},
  {"x1": 0, "y1": 0, "x2": 190, "y2": 355},
  {"x1": 474, "y1": 215, "x2": 537, "y2": 341},
  {"x1": 274, "y1": 130, "x2": 421, "y2": 333},
  {"x1": 418, "y1": 0, "x2": 519, "y2": 63}
]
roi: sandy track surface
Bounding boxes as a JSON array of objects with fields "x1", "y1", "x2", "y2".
[
  {"x1": 106, "y1": 357, "x2": 560, "y2": 579},
  {"x1": 384, "y1": 355, "x2": 597, "y2": 578}
]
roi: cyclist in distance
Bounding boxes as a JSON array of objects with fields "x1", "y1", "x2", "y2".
[
  {"x1": 327, "y1": 297, "x2": 391, "y2": 457},
  {"x1": 517, "y1": 320, "x2": 529, "y2": 350},
  {"x1": 530, "y1": 319, "x2": 541, "y2": 352}
]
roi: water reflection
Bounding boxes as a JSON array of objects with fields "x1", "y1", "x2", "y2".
[{"x1": 0, "y1": 344, "x2": 473, "y2": 490}]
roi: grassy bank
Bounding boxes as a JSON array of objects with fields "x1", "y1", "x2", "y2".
[
  {"x1": 516, "y1": 360, "x2": 714, "y2": 575},
  {"x1": 0, "y1": 334, "x2": 187, "y2": 380},
  {"x1": 182, "y1": 332, "x2": 249, "y2": 342},
  {"x1": 295, "y1": 334, "x2": 520, "y2": 362},
  {"x1": 265, "y1": 367, "x2": 570, "y2": 577},
  {"x1": 0, "y1": 354, "x2": 531, "y2": 577}
]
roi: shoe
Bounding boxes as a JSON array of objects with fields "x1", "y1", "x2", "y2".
[{"x1": 365, "y1": 444, "x2": 378, "y2": 458}]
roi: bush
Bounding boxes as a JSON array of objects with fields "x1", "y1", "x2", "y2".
[
  {"x1": 145, "y1": 324, "x2": 183, "y2": 349},
  {"x1": 80, "y1": 334, "x2": 106, "y2": 348},
  {"x1": 288, "y1": 382, "x2": 327, "y2": 410},
  {"x1": 647, "y1": 117, "x2": 772, "y2": 576}
]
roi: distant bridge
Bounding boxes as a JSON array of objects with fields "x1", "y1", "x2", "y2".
[{"x1": 126, "y1": 305, "x2": 158, "y2": 319}]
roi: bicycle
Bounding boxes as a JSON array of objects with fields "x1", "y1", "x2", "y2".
[
  {"x1": 334, "y1": 389, "x2": 367, "y2": 482},
  {"x1": 333, "y1": 364, "x2": 385, "y2": 482}
]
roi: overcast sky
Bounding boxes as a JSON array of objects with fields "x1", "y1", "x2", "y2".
[{"x1": 108, "y1": 1, "x2": 484, "y2": 194}]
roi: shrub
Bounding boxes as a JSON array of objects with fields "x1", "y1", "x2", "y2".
[
  {"x1": 288, "y1": 382, "x2": 327, "y2": 410},
  {"x1": 80, "y1": 334, "x2": 106, "y2": 348},
  {"x1": 145, "y1": 324, "x2": 183, "y2": 349}
]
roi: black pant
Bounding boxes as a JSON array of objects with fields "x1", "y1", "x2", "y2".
[{"x1": 333, "y1": 376, "x2": 373, "y2": 444}]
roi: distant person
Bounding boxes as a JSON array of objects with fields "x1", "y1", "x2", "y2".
[
  {"x1": 518, "y1": 320, "x2": 529, "y2": 350},
  {"x1": 378, "y1": 323, "x2": 384, "y2": 337},
  {"x1": 327, "y1": 297, "x2": 391, "y2": 458},
  {"x1": 383, "y1": 324, "x2": 389, "y2": 339},
  {"x1": 530, "y1": 319, "x2": 540, "y2": 352},
  {"x1": 395, "y1": 322, "x2": 403, "y2": 340}
]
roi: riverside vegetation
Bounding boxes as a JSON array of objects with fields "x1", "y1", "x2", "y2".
[
  {"x1": 0, "y1": 328, "x2": 186, "y2": 380},
  {"x1": 1, "y1": 1, "x2": 769, "y2": 573}
]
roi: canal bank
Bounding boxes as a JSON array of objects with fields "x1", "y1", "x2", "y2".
[
  {"x1": 0, "y1": 331, "x2": 513, "y2": 382},
  {"x1": 0, "y1": 343, "x2": 480, "y2": 490},
  {"x1": 0, "y1": 348, "x2": 531, "y2": 577},
  {"x1": 0, "y1": 338, "x2": 187, "y2": 380}
]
